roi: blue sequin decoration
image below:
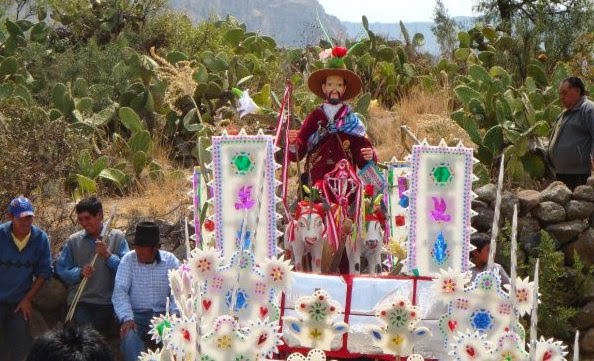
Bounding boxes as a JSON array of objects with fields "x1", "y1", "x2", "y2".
[
  {"x1": 372, "y1": 330, "x2": 382, "y2": 340},
  {"x1": 470, "y1": 309, "x2": 494, "y2": 332},
  {"x1": 432, "y1": 231, "x2": 448, "y2": 265},
  {"x1": 399, "y1": 195, "x2": 409, "y2": 208},
  {"x1": 225, "y1": 289, "x2": 249, "y2": 313},
  {"x1": 291, "y1": 323, "x2": 301, "y2": 333},
  {"x1": 235, "y1": 220, "x2": 252, "y2": 250}
]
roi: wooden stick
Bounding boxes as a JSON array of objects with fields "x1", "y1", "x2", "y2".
[{"x1": 488, "y1": 155, "x2": 505, "y2": 269}]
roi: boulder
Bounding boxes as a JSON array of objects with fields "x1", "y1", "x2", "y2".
[
  {"x1": 540, "y1": 181, "x2": 572, "y2": 205},
  {"x1": 574, "y1": 185, "x2": 594, "y2": 202},
  {"x1": 517, "y1": 216, "x2": 541, "y2": 243},
  {"x1": 475, "y1": 183, "x2": 497, "y2": 204},
  {"x1": 545, "y1": 220, "x2": 588, "y2": 246},
  {"x1": 564, "y1": 228, "x2": 594, "y2": 267},
  {"x1": 471, "y1": 206, "x2": 495, "y2": 233},
  {"x1": 581, "y1": 327, "x2": 594, "y2": 354},
  {"x1": 566, "y1": 200, "x2": 594, "y2": 220},
  {"x1": 533, "y1": 201, "x2": 566, "y2": 224},
  {"x1": 471, "y1": 199, "x2": 488, "y2": 209},
  {"x1": 500, "y1": 191, "x2": 519, "y2": 220},
  {"x1": 575, "y1": 301, "x2": 594, "y2": 330},
  {"x1": 516, "y1": 189, "x2": 540, "y2": 214}
]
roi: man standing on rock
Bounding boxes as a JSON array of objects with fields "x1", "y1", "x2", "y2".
[
  {"x1": 112, "y1": 221, "x2": 180, "y2": 361},
  {"x1": 548, "y1": 76, "x2": 594, "y2": 189},
  {"x1": 56, "y1": 196, "x2": 129, "y2": 334},
  {"x1": 0, "y1": 196, "x2": 52, "y2": 361}
]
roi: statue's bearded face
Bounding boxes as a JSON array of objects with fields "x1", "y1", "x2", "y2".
[{"x1": 321, "y1": 75, "x2": 347, "y2": 104}]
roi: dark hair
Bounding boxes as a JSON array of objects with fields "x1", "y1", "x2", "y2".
[
  {"x1": 562, "y1": 76, "x2": 586, "y2": 96},
  {"x1": 26, "y1": 324, "x2": 114, "y2": 361},
  {"x1": 470, "y1": 233, "x2": 490, "y2": 253},
  {"x1": 75, "y1": 196, "x2": 103, "y2": 216}
]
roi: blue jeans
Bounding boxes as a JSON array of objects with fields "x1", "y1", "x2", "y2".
[
  {"x1": 0, "y1": 302, "x2": 32, "y2": 361},
  {"x1": 120, "y1": 310, "x2": 158, "y2": 361},
  {"x1": 74, "y1": 302, "x2": 115, "y2": 334}
]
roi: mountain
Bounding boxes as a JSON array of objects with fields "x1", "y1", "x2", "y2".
[
  {"x1": 342, "y1": 16, "x2": 474, "y2": 55},
  {"x1": 168, "y1": 0, "x2": 346, "y2": 48}
]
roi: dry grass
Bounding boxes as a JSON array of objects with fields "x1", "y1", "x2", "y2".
[{"x1": 367, "y1": 88, "x2": 473, "y2": 162}]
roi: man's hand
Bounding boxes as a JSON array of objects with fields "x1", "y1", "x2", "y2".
[
  {"x1": 81, "y1": 264, "x2": 95, "y2": 278},
  {"x1": 95, "y1": 240, "x2": 111, "y2": 260},
  {"x1": 120, "y1": 320, "x2": 137, "y2": 338},
  {"x1": 361, "y1": 147, "x2": 374, "y2": 161},
  {"x1": 14, "y1": 297, "x2": 33, "y2": 321},
  {"x1": 288, "y1": 130, "x2": 299, "y2": 144}
]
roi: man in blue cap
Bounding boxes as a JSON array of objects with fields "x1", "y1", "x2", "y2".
[{"x1": 0, "y1": 196, "x2": 52, "y2": 361}]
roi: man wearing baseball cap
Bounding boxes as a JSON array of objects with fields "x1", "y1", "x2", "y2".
[{"x1": 0, "y1": 196, "x2": 52, "y2": 361}]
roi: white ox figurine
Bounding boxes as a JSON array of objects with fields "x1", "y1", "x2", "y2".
[
  {"x1": 346, "y1": 211, "x2": 386, "y2": 275},
  {"x1": 284, "y1": 201, "x2": 326, "y2": 273}
]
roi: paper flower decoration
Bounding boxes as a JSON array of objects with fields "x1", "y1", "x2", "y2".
[
  {"x1": 283, "y1": 289, "x2": 349, "y2": 350},
  {"x1": 530, "y1": 337, "x2": 568, "y2": 361},
  {"x1": 449, "y1": 330, "x2": 493, "y2": 361},
  {"x1": 407, "y1": 355, "x2": 425, "y2": 361},
  {"x1": 287, "y1": 348, "x2": 327, "y2": 361},
  {"x1": 201, "y1": 315, "x2": 247, "y2": 360},
  {"x1": 368, "y1": 297, "x2": 430, "y2": 356},
  {"x1": 137, "y1": 348, "x2": 165, "y2": 361},
  {"x1": 492, "y1": 330, "x2": 529, "y2": 361},
  {"x1": 261, "y1": 256, "x2": 293, "y2": 290},
  {"x1": 232, "y1": 88, "x2": 263, "y2": 118},
  {"x1": 246, "y1": 318, "x2": 283, "y2": 358},
  {"x1": 165, "y1": 317, "x2": 198, "y2": 359},
  {"x1": 431, "y1": 268, "x2": 470, "y2": 303},
  {"x1": 504, "y1": 276, "x2": 536, "y2": 317},
  {"x1": 149, "y1": 313, "x2": 178, "y2": 344},
  {"x1": 188, "y1": 248, "x2": 221, "y2": 281}
]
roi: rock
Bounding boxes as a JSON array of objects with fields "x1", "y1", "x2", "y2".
[
  {"x1": 517, "y1": 216, "x2": 541, "y2": 242},
  {"x1": 588, "y1": 176, "x2": 594, "y2": 186},
  {"x1": 500, "y1": 191, "x2": 519, "y2": 220},
  {"x1": 475, "y1": 183, "x2": 497, "y2": 203},
  {"x1": 33, "y1": 276, "x2": 67, "y2": 312},
  {"x1": 564, "y1": 228, "x2": 594, "y2": 267},
  {"x1": 583, "y1": 276, "x2": 594, "y2": 302},
  {"x1": 545, "y1": 220, "x2": 588, "y2": 246},
  {"x1": 540, "y1": 181, "x2": 572, "y2": 205},
  {"x1": 574, "y1": 185, "x2": 594, "y2": 202},
  {"x1": 566, "y1": 200, "x2": 594, "y2": 220},
  {"x1": 471, "y1": 199, "x2": 488, "y2": 209},
  {"x1": 533, "y1": 201, "x2": 566, "y2": 224},
  {"x1": 581, "y1": 327, "x2": 594, "y2": 354},
  {"x1": 517, "y1": 189, "x2": 540, "y2": 214},
  {"x1": 576, "y1": 301, "x2": 594, "y2": 330},
  {"x1": 471, "y1": 206, "x2": 494, "y2": 233}
]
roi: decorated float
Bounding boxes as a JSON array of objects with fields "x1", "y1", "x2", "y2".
[{"x1": 135, "y1": 84, "x2": 578, "y2": 361}]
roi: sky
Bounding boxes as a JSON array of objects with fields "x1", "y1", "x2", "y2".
[{"x1": 317, "y1": 0, "x2": 476, "y2": 23}]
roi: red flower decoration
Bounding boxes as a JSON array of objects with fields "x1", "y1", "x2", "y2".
[
  {"x1": 331, "y1": 46, "x2": 348, "y2": 58},
  {"x1": 204, "y1": 219, "x2": 215, "y2": 232},
  {"x1": 395, "y1": 215, "x2": 405, "y2": 227},
  {"x1": 364, "y1": 184, "x2": 375, "y2": 197}
]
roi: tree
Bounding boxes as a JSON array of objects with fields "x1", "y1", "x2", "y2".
[
  {"x1": 474, "y1": 0, "x2": 594, "y2": 68},
  {"x1": 431, "y1": 0, "x2": 458, "y2": 58}
]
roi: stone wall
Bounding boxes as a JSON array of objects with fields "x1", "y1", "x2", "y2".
[{"x1": 472, "y1": 180, "x2": 594, "y2": 357}]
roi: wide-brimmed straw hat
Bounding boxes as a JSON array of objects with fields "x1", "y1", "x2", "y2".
[{"x1": 307, "y1": 46, "x2": 362, "y2": 100}]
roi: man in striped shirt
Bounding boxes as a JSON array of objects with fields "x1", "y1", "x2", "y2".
[{"x1": 112, "y1": 221, "x2": 180, "y2": 361}]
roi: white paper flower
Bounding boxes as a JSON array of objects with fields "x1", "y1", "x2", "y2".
[
  {"x1": 287, "y1": 348, "x2": 327, "y2": 361},
  {"x1": 188, "y1": 248, "x2": 220, "y2": 281},
  {"x1": 246, "y1": 318, "x2": 283, "y2": 358},
  {"x1": 148, "y1": 313, "x2": 179, "y2": 344},
  {"x1": 318, "y1": 48, "x2": 332, "y2": 61},
  {"x1": 407, "y1": 354, "x2": 425, "y2": 361},
  {"x1": 236, "y1": 89, "x2": 262, "y2": 118},
  {"x1": 202, "y1": 315, "x2": 248, "y2": 360},
  {"x1": 262, "y1": 256, "x2": 293, "y2": 290},
  {"x1": 449, "y1": 330, "x2": 493, "y2": 361},
  {"x1": 530, "y1": 337, "x2": 568, "y2": 361},
  {"x1": 504, "y1": 276, "x2": 536, "y2": 316},
  {"x1": 431, "y1": 268, "x2": 470, "y2": 303},
  {"x1": 164, "y1": 317, "x2": 198, "y2": 359},
  {"x1": 492, "y1": 330, "x2": 529, "y2": 361},
  {"x1": 137, "y1": 348, "x2": 161, "y2": 361}
]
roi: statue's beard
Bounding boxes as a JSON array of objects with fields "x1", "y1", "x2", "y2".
[{"x1": 325, "y1": 91, "x2": 343, "y2": 105}]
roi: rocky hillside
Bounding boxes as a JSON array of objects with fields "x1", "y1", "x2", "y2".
[{"x1": 169, "y1": 0, "x2": 346, "y2": 47}]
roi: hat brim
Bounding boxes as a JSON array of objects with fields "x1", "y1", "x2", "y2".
[
  {"x1": 307, "y1": 68, "x2": 362, "y2": 100},
  {"x1": 15, "y1": 211, "x2": 35, "y2": 218}
]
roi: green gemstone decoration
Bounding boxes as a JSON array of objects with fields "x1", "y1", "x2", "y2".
[
  {"x1": 232, "y1": 152, "x2": 255, "y2": 175},
  {"x1": 432, "y1": 164, "x2": 453, "y2": 185},
  {"x1": 156, "y1": 319, "x2": 171, "y2": 337}
]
